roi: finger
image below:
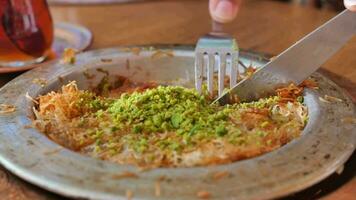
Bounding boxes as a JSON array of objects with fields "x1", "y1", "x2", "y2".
[
  {"x1": 209, "y1": 0, "x2": 242, "y2": 23},
  {"x1": 344, "y1": 0, "x2": 356, "y2": 11}
]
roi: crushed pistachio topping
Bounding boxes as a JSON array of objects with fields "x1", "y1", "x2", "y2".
[
  {"x1": 85, "y1": 86, "x2": 289, "y2": 154},
  {"x1": 108, "y1": 86, "x2": 230, "y2": 136}
]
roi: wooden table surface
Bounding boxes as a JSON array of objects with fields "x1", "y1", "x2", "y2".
[{"x1": 0, "y1": 0, "x2": 355, "y2": 199}]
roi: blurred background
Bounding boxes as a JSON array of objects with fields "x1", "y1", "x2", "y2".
[
  {"x1": 282, "y1": 0, "x2": 344, "y2": 10},
  {"x1": 47, "y1": 0, "x2": 345, "y2": 11}
]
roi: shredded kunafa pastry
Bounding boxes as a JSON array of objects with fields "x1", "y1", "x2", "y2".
[{"x1": 33, "y1": 77, "x2": 308, "y2": 168}]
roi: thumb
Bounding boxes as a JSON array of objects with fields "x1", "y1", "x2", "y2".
[
  {"x1": 209, "y1": 0, "x2": 241, "y2": 23},
  {"x1": 344, "y1": 0, "x2": 356, "y2": 11}
]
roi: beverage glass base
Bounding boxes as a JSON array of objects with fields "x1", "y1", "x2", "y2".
[{"x1": 0, "y1": 56, "x2": 47, "y2": 68}]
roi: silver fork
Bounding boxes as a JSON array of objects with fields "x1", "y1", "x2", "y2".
[{"x1": 195, "y1": 21, "x2": 239, "y2": 97}]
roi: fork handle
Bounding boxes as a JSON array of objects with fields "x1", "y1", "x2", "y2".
[
  {"x1": 211, "y1": 20, "x2": 227, "y2": 36},
  {"x1": 212, "y1": 20, "x2": 223, "y2": 32}
]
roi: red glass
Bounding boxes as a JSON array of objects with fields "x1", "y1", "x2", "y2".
[{"x1": 0, "y1": 0, "x2": 53, "y2": 67}]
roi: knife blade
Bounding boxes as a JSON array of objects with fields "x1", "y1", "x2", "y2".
[{"x1": 216, "y1": 10, "x2": 356, "y2": 105}]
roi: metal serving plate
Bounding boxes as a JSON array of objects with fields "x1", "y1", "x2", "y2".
[{"x1": 0, "y1": 46, "x2": 354, "y2": 200}]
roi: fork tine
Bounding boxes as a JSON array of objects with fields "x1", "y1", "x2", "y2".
[
  {"x1": 207, "y1": 53, "x2": 215, "y2": 95},
  {"x1": 230, "y1": 52, "x2": 239, "y2": 88},
  {"x1": 195, "y1": 52, "x2": 204, "y2": 93},
  {"x1": 218, "y1": 54, "x2": 226, "y2": 96}
]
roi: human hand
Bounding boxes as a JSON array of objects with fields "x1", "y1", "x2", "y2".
[
  {"x1": 344, "y1": 0, "x2": 356, "y2": 11},
  {"x1": 209, "y1": 0, "x2": 241, "y2": 23}
]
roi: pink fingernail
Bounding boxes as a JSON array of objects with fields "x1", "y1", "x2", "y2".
[{"x1": 214, "y1": 0, "x2": 235, "y2": 21}]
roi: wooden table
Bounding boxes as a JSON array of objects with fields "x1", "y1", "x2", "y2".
[{"x1": 0, "y1": 0, "x2": 355, "y2": 199}]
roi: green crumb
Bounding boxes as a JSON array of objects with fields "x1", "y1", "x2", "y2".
[
  {"x1": 132, "y1": 124, "x2": 143, "y2": 133},
  {"x1": 297, "y1": 96, "x2": 304, "y2": 103},
  {"x1": 260, "y1": 121, "x2": 269, "y2": 128},
  {"x1": 216, "y1": 125, "x2": 227, "y2": 137},
  {"x1": 171, "y1": 113, "x2": 183, "y2": 128},
  {"x1": 256, "y1": 130, "x2": 268, "y2": 137}
]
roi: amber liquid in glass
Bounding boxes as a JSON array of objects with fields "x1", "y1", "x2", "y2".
[{"x1": 0, "y1": 0, "x2": 53, "y2": 65}]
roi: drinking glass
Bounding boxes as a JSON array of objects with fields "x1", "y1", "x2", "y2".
[{"x1": 0, "y1": 0, "x2": 53, "y2": 67}]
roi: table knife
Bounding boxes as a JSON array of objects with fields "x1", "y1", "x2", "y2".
[{"x1": 216, "y1": 10, "x2": 356, "y2": 104}]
